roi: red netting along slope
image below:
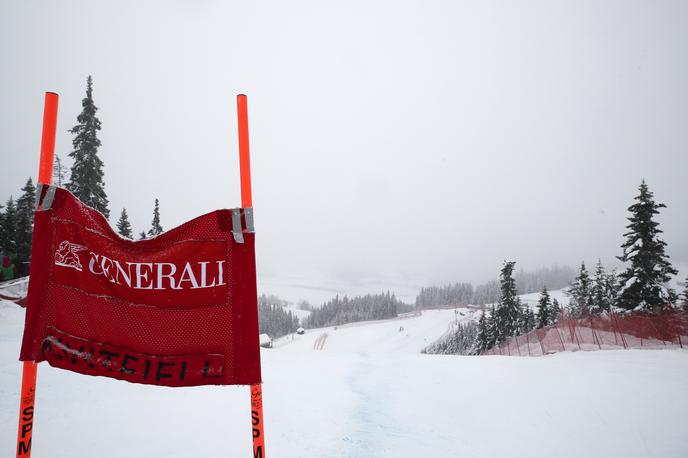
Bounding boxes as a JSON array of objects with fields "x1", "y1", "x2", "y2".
[{"x1": 482, "y1": 310, "x2": 688, "y2": 356}]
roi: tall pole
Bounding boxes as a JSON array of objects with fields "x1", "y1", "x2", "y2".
[
  {"x1": 236, "y1": 94, "x2": 266, "y2": 458},
  {"x1": 16, "y1": 92, "x2": 58, "y2": 457}
]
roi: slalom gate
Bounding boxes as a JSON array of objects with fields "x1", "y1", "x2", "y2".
[{"x1": 15, "y1": 92, "x2": 267, "y2": 457}]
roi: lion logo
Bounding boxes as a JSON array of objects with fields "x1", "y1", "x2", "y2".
[{"x1": 54, "y1": 241, "x2": 87, "y2": 271}]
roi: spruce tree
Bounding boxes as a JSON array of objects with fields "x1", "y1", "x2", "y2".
[
  {"x1": 486, "y1": 305, "x2": 498, "y2": 349},
  {"x1": 15, "y1": 178, "x2": 36, "y2": 264},
  {"x1": 536, "y1": 286, "x2": 551, "y2": 328},
  {"x1": 616, "y1": 180, "x2": 677, "y2": 311},
  {"x1": 1, "y1": 197, "x2": 17, "y2": 254},
  {"x1": 604, "y1": 269, "x2": 619, "y2": 309},
  {"x1": 474, "y1": 311, "x2": 489, "y2": 353},
  {"x1": 680, "y1": 277, "x2": 688, "y2": 311},
  {"x1": 521, "y1": 308, "x2": 536, "y2": 333},
  {"x1": 148, "y1": 199, "x2": 163, "y2": 237},
  {"x1": 138, "y1": 231, "x2": 147, "y2": 240},
  {"x1": 494, "y1": 261, "x2": 522, "y2": 342},
  {"x1": 550, "y1": 298, "x2": 562, "y2": 323},
  {"x1": 568, "y1": 262, "x2": 592, "y2": 316},
  {"x1": 0, "y1": 203, "x2": 5, "y2": 254},
  {"x1": 66, "y1": 75, "x2": 110, "y2": 218},
  {"x1": 116, "y1": 208, "x2": 133, "y2": 239},
  {"x1": 52, "y1": 154, "x2": 67, "y2": 187},
  {"x1": 591, "y1": 259, "x2": 609, "y2": 314}
]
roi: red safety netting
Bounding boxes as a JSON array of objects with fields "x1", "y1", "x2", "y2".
[{"x1": 482, "y1": 309, "x2": 688, "y2": 356}]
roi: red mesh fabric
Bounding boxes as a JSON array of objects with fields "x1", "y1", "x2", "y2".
[
  {"x1": 482, "y1": 310, "x2": 688, "y2": 356},
  {"x1": 20, "y1": 188, "x2": 261, "y2": 386}
]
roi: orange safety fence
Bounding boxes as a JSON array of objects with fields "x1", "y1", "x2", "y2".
[{"x1": 482, "y1": 309, "x2": 688, "y2": 356}]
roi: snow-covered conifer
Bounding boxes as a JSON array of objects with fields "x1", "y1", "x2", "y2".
[
  {"x1": 604, "y1": 269, "x2": 619, "y2": 308},
  {"x1": 568, "y1": 262, "x2": 592, "y2": 316},
  {"x1": 536, "y1": 286, "x2": 552, "y2": 328},
  {"x1": 486, "y1": 305, "x2": 498, "y2": 349},
  {"x1": 1, "y1": 197, "x2": 17, "y2": 254},
  {"x1": 616, "y1": 180, "x2": 677, "y2": 311},
  {"x1": 66, "y1": 75, "x2": 110, "y2": 218},
  {"x1": 494, "y1": 261, "x2": 522, "y2": 342},
  {"x1": 0, "y1": 203, "x2": 4, "y2": 252},
  {"x1": 680, "y1": 277, "x2": 688, "y2": 311},
  {"x1": 591, "y1": 259, "x2": 610, "y2": 314},
  {"x1": 116, "y1": 208, "x2": 133, "y2": 239},
  {"x1": 52, "y1": 154, "x2": 67, "y2": 187},
  {"x1": 550, "y1": 298, "x2": 562, "y2": 323},
  {"x1": 473, "y1": 311, "x2": 489, "y2": 353},
  {"x1": 148, "y1": 199, "x2": 163, "y2": 237},
  {"x1": 521, "y1": 307, "x2": 536, "y2": 333},
  {"x1": 15, "y1": 178, "x2": 36, "y2": 264}
]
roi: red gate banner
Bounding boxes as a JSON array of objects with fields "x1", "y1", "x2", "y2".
[{"x1": 20, "y1": 187, "x2": 261, "y2": 387}]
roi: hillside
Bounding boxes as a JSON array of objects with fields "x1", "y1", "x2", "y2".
[{"x1": 274, "y1": 308, "x2": 476, "y2": 353}]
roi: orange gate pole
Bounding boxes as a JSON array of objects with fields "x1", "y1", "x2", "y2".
[
  {"x1": 236, "y1": 94, "x2": 266, "y2": 458},
  {"x1": 16, "y1": 92, "x2": 58, "y2": 457}
]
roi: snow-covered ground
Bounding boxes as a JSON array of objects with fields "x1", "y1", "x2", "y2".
[
  {"x1": 0, "y1": 277, "x2": 29, "y2": 301},
  {"x1": 274, "y1": 308, "x2": 475, "y2": 353},
  {"x1": 519, "y1": 288, "x2": 569, "y2": 309},
  {"x1": 2, "y1": 300, "x2": 687, "y2": 457},
  {"x1": 281, "y1": 304, "x2": 311, "y2": 322}
]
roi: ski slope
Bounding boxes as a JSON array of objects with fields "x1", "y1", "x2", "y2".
[
  {"x1": 2, "y1": 300, "x2": 688, "y2": 457},
  {"x1": 273, "y1": 288, "x2": 567, "y2": 354},
  {"x1": 519, "y1": 288, "x2": 569, "y2": 309},
  {"x1": 274, "y1": 308, "x2": 477, "y2": 353}
]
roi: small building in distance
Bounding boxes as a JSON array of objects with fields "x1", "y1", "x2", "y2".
[{"x1": 259, "y1": 333, "x2": 272, "y2": 348}]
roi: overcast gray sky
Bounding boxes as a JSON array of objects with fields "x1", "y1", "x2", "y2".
[{"x1": 2, "y1": 1, "x2": 687, "y2": 303}]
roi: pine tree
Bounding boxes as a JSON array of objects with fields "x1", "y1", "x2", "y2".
[
  {"x1": 616, "y1": 180, "x2": 677, "y2": 311},
  {"x1": 604, "y1": 269, "x2": 619, "y2": 309},
  {"x1": 536, "y1": 286, "x2": 552, "y2": 328},
  {"x1": 568, "y1": 262, "x2": 592, "y2": 316},
  {"x1": 521, "y1": 308, "x2": 536, "y2": 333},
  {"x1": 148, "y1": 199, "x2": 163, "y2": 237},
  {"x1": 66, "y1": 75, "x2": 109, "y2": 218},
  {"x1": 473, "y1": 311, "x2": 489, "y2": 353},
  {"x1": 52, "y1": 154, "x2": 67, "y2": 187},
  {"x1": 550, "y1": 298, "x2": 562, "y2": 323},
  {"x1": 139, "y1": 231, "x2": 147, "y2": 240},
  {"x1": 680, "y1": 277, "x2": 688, "y2": 311},
  {"x1": 15, "y1": 178, "x2": 36, "y2": 265},
  {"x1": 590, "y1": 259, "x2": 609, "y2": 314},
  {"x1": 0, "y1": 203, "x2": 5, "y2": 254},
  {"x1": 678, "y1": 277, "x2": 688, "y2": 312},
  {"x1": 486, "y1": 305, "x2": 498, "y2": 349},
  {"x1": 1, "y1": 197, "x2": 17, "y2": 254},
  {"x1": 494, "y1": 261, "x2": 522, "y2": 342},
  {"x1": 116, "y1": 208, "x2": 133, "y2": 239}
]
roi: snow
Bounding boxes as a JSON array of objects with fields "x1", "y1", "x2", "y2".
[
  {"x1": 518, "y1": 288, "x2": 569, "y2": 309},
  {"x1": 0, "y1": 277, "x2": 29, "y2": 301},
  {"x1": 2, "y1": 300, "x2": 688, "y2": 457},
  {"x1": 259, "y1": 333, "x2": 272, "y2": 347},
  {"x1": 281, "y1": 304, "x2": 311, "y2": 321},
  {"x1": 273, "y1": 308, "x2": 473, "y2": 353}
]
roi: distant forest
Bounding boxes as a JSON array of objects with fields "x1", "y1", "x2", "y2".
[
  {"x1": 305, "y1": 292, "x2": 411, "y2": 328},
  {"x1": 260, "y1": 266, "x2": 576, "y2": 334},
  {"x1": 415, "y1": 265, "x2": 575, "y2": 308},
  {"x1": 258, "y1": 294, "x2": 300, "y2": 339}
]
